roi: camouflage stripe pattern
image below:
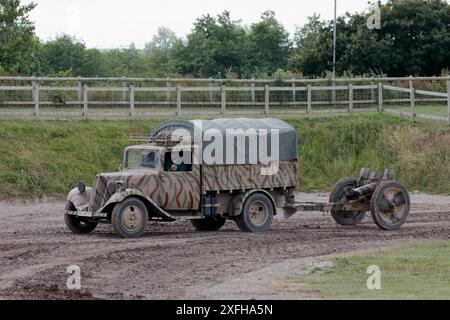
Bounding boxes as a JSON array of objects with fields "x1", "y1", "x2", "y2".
[
  {"x1": 202, "y1": 160, "x2": 298, "y2": 192},
  {"x1": 86, "y1": 143, "x2": 297, "y2": 214},
  {"x1": 156, "y1": 166, "x2": 200, "y2": 210},
  {"x1": 88, "y1": 167, "x2": 201, "y2": 212}
]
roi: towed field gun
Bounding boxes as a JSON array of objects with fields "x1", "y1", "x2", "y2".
[{"x1": 284, "y1": 168, "x2": 410, "y2": 230}]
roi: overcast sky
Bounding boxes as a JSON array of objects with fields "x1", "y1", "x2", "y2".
[{"x1": 23, "y1": 0, "x2": 373, "y2": 49}]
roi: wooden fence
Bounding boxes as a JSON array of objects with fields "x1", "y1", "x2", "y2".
[{"x1": 0, "y1": 76, "x2": 449, "y2": 125}]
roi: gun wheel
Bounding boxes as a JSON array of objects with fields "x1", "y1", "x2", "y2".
[
  {"x1": 329, "y1": 178, "x2": 366, "y2": 226},
  {"x1": 371, "y1": 180, "x2": 410, "y2": 230}
]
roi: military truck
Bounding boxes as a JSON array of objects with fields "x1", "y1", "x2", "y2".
[
  {"x1": 65, "y1": 118, "x2": 411, "y2": 238},
  {"x1": 65, "y1": 119, "x2": 299, "y2": 238}
]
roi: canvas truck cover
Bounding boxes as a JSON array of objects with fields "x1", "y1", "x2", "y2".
[{"x1": 149, "y1": 118, "x2": 298, "y2": 164}]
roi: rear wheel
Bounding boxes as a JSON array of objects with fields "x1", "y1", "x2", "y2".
[
  {"x1": 64, "y1": 202, "x2": 98, "y2": 234},
  {"x1": 235, "y1": 193, "x2": 274, "y2": 233},
  {"x1": 191, "y1": 216, "x2": 226, "y2": 231},
  {"x1": 111, "y1": 197, "x2": 149, "y2": 238},
  {"x1": 329, "y1": 178, "x2": 366, "y2": 226},
  {"x1": 371, "y1": 180, "x2": 410, "y2": 230}
]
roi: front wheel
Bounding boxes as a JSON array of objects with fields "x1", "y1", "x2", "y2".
[
  {"x1": 191, "y1": 216, "x2": 226, "y2": 231},
  {"x1": 64, "y1": 201, "x2": 98, "y2": 234},
  {"x1": 111, "y1": 197, "x2": 149, "y2": 238},
  {"x1": 235, "y1": 193, "x2": 274, "y2": 233}
]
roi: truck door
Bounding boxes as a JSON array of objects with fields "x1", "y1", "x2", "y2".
[{"x1": 158, "y1": 149, "x2": 200, "y2": 211}]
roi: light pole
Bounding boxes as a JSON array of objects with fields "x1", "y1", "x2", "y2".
[
  {"x1": 333, "y1": 0, "x2": 337, "y2": 78},
  {"x1": 331, "y1": 0, "x2": 337, "y2": 105}
]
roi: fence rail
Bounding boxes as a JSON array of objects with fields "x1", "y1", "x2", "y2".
[
  {"x1": 0, "y1": 76, "x2": 449, "y2": 125},
  {"x1": 1, "y1": 75, "x2": 450, "y2": 83}
]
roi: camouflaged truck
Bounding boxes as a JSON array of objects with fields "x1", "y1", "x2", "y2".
[{"x1": 65, "y1": 119, "x2": 298, "y2": 238}]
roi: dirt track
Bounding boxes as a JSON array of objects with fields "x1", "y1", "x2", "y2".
[{"x1": 0, "y1": 192, "x2": 449, "y2": 300}]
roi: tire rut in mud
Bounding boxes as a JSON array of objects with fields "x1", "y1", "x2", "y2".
[{"x1": 0, "y1": 193, "x2": 449, "y2": 299}]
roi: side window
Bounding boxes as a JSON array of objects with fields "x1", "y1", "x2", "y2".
[{"x1": 163, "y1": 151, "x2": 193, "y2": 172}]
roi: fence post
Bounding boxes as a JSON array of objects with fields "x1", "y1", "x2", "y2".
[
  {"x1": 77, "y1": 79, "x2": 82, "y2": 104},
  {"x1": 83, "y1": 84, "x2": 88, "y2": 118},
  {"x1": 378, "y1": 83, "x2": 383, "y2": 112},
  {"x1": 307, "y1": 85, "x2": 312, "y2": 114},
  {"x1": 264, "y1": 85, "x2": 270, "y2": 116},
  {"x1": 349, "y1": 84, "x2": 353, "y2": 114},
  {"x1": 176, "y1": 85, "x2": 181, "y2": 116},
  {"x1": 209, "y1": 78, "x2": 213, "y2": 102},
  {"x1": 332, "y1": 81, "x2": 336, "y2": 105},
  {"x1": 32, "y1": 81, "x2": 39, "y2": 118},
  {"x1": 409, "y1": 76, "x2": 415, "y2": 122},
  {"x1": 166, "y1": 80, "x2": 171, "y2": 102},
  {"x1": 221, "y1": 85, "x2": 226, "y2": 115},
  {"x1": 251, "y1": 79, "x2": 255, "y2": 104},
  {"x1": 129, "y1": 85, "x2": 135, "y2": 117},
  {"x1": 447, "y1": 80, "x2": 450, "y2": 126},
  {"x1": 371, "y1": 79, "x2": 375, "y2": 102},
  {"x1": 292, "y1": 79, "x2": 296, "y2": 105},
  {"x1": 122, "y1": 77, "x2": 127, "y2": 101}
]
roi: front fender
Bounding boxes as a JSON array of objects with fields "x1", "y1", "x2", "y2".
[
  {"x1": 67, "y1": 187, "x2": 92, "y2": 211},
  {"x1": 98, "y1": 189, "x2": 176, "y2": 221}
]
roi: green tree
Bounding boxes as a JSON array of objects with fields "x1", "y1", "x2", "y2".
[
  {"x1": 0, "y1": 0, "x2": 38, "y2": 74},
  {"x1": 144, "y1": 26, "x2": 179, "y2": 54},
  {"x1": 42, "y1": 34, "x2": 105, "y2": 76},
  {"x1": 289, "y1": 15, "x2": 331, "y2": 76},
  {"x1": 290, "y1": 0, "x2": 450, "y2": 77},
  {"x1": 244, "y1": 11, "x2": 292, "y2": 76},
  {"x1": 101, "y1": 44, "x2": 145, "y2": 77},
  {"x1": 377, "y1": 0, "x2": 450, "y2": 76},
  {"x1": 143, "y1": 27, "x2": 181, "y2": 76},
  {"x1": 177, "y1": 11, "x2": 247, "y2": 77}
]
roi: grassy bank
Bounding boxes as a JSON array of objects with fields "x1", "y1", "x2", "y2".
[
  {"x1": 295, "y1": 241, "x2": 450, "y2": 299},
  {"x1": 0, "y1": 113, "x2": 449, "y2": 198}
]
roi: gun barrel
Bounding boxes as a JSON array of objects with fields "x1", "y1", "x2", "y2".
[{"x1": 347, "y1": 182, "x2": 378, "y2": 199}]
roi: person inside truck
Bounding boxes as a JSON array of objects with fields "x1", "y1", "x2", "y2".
[
  {"x1": 142, "y1": 151, "x2": 156, "y2": 168},
  {"x1": 163, "y1": 151, "x2": 192, "y2": 172}
]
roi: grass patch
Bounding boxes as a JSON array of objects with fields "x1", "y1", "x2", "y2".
[
  {"x1": 286, "y1": 113, "x2": 450, "y2": 193},
  {"x1": 386, "y1": 104, "x2": 449, "y2": 117},
  {"x1": 296, "y1": 241, "x2": 450, "y2": 299},
  {"x1": 0, "y1": 113, "x2": 449, "y2": 198}
]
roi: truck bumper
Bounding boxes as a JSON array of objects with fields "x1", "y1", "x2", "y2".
[{"x1": 65, "y1": 210, "x2": 108, "y2": 219}]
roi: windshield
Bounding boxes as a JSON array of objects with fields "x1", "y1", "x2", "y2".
[{"x1": 124, "y1": 149, "x2": 159, "y2": 169}]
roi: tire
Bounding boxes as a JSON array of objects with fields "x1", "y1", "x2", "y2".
[
  {"x1": 111, "y1": 197, "x2": 149, "y2": 238},
  {"x1": 191, "y1": 216, "x2": 226, "y2": 231},
  {"x1": 235, "y1": 193, "x2": 274, "y2": 233},
  {"x1": 371, "y1": 180, "x2": 410, "y2": 230},
  {"x1": 64, "y1": 202, "x2": 98, "y2": 234},
  {"x1": 329, "y1": 177, "x2": 366, "y2": 226}
]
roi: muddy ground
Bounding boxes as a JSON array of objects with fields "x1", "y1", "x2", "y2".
[{"x1": 0, "y1": 192, "x2": 449, "y2": 300}]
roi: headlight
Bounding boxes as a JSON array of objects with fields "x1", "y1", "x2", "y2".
[{"x1": 77, "y1": 181, "x2": 86, "y2": 193}]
